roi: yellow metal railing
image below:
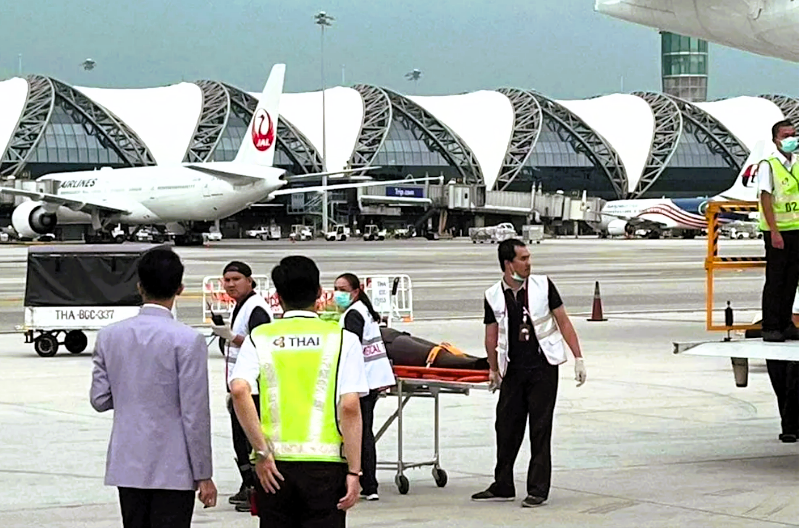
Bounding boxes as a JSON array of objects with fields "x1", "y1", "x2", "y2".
[{"x1": 704, "y1": 201, "x2": 765, "y2": 332}]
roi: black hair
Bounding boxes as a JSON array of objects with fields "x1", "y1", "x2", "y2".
[
  {"x1": 497, "y1": 238, "x2": 526, "y2": 272},
  {"x1": 271, "y1": 256, "x2": 320, "y2": 311},
  {"x1": 772, "y1": 119, "x2": 794, "y2": 140},
  {"x1": 336, "y1": 273, "x2": 381, "y2": 323},
  {"x1": 137, "y1": 247, "x2": 184, "y2": 300}
]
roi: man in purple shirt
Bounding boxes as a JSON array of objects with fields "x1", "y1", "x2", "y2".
[{"x1": 90, "y1": 247, "x2": 217, "y2": 528}]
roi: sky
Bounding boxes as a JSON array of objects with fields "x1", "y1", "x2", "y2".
[{"x1": 1, "y1": 0, "x2": 797, "y2": 100}]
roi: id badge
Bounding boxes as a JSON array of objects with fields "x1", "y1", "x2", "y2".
[{"x1": 519, "y1": 323, "x2": 532, "y2": 342}]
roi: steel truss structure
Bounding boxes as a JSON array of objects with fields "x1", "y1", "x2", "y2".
[
  {"x1": 758, "y1": 94, "x2": 799, "y2": 130},
  {"x1": 528, "y1": 90, "x2": 628, "y2": 199},
  {"x1": 1, "y1": 75, "x2": 156, "y2": 177},
  {"x1": 630, "y1": 92, "x2": 683, "y2": 199},
  {"x1": 495, "y1": 88, "x2": 542, "y2": 191},
  {"x1": 349, "y1": 84, "x2": 392, "y2": 175},
  {"x1": 381, "y1": 87, "x2": 484, "y2": 185},
  {"x1": 222, "y1": 83, "x2": 323, "y2": 173},
  {"x1": 668, "y1": 94, "x2": 750, "y2": 177},
  {"x1": 185, "y1": 81, "x2": 230, "y2": 163}
]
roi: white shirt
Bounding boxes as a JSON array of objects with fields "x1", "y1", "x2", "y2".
[
  {"x1": 757, "y1": 150, "x2": 796, "y2": 195},
  {"x1": 230, "y1": 310, "x2": 369, "y2": 401}
]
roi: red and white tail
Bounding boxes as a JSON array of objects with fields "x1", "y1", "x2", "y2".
[
  {"x1": 716, "y1": 140, "x2": 768, "y2": 202},
  {"x1": 234, "y1": 63, "x2": 285, "y2": 167}
]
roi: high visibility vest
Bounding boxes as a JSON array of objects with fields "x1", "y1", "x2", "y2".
[
  {"x1": 484, "y1": 275, "x2": 567, "y2": 377},
  {"x1": 250, "y1": 316, "x2": 345, "y2": 463},
  {"x1": 758, "y1": 156, "x2": 799, "y2": 232}
]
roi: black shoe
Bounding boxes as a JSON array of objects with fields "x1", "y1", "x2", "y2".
[
  {"x1": 783, "y1": 326, "x2": 799, "y2": 341},
  {"x1": 235, "y1": 499, "x2": 252, "y2": 513},
  {"x1": 763, "y1": 330, "x2": 786, "y2": 343},
  {"x1": 471, "y1": 489, "x2": 515, "y2": 502},
  {"x1": 228, "y1": 485, "x2": 249, "y2": 505},
  {"x1": 779, "y1": 433, "x2": 798, "y2": 443},
  {"x1": 521, "y1": 495, "x2": 546, "y2": 508}
]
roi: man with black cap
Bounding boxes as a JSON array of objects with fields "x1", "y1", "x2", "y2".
[{"x1": 211, "y1": 261, "x2": 274, "y2": 511}]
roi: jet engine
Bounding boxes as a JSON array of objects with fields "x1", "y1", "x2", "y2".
[
  {"x1": 11, "y1": 201, "x2": 57, "y2": 239},
  {"x1": 607, "y1": 219, "x2": 634, "y2": 237}
]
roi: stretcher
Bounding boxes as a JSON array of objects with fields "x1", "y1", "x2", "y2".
[{"x1": 375, "y1": 366, "x2": 490, "y2": 495}]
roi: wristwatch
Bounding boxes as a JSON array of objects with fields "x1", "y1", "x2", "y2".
[{"x1": 255, "y1": 440, "x2": 275, "y2": 462}]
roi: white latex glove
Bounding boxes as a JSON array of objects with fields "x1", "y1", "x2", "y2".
[
  {"x1": 211, "y1": 323, "x2": 235, "y2": 342},
  {"x1": 574, "y1": 358, "x2": 586, "y2": 387},
  {"x1": 488, "y1": 369, "x2": 503, "y2": 393}
]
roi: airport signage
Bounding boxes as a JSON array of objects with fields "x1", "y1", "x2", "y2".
[{"x1": 386, "y1": 186, "x2": 423, "y2": 198}]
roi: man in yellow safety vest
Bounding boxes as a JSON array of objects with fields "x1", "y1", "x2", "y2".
[
  {"x1": 757, "y1": 118, "x2": 798, "y2": 443},
  {"x1": 230, "y1": 255, "x2": 368, "y2": 527}
]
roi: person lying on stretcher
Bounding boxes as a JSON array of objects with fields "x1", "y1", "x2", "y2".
[{"x1": 380, "y1": 327, "x2": 490, "y2": 370}]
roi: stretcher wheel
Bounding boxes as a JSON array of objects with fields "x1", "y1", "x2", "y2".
[
  {"x1": 433, "y1": 468, "x2": 448, "y2": 488},
  {"x1": 34, "y1": 333, "x2": 59, "y2": 357},
  {"x1": 65, "y1": 330, "x2": 88, "y2": 354},
  {"x1": 395, "y1": 474, "x2": 409, "y2": 495}
]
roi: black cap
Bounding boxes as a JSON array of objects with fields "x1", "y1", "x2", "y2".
[{"x1": 223, "y1": 261, "x2": 252, "y2": 277}]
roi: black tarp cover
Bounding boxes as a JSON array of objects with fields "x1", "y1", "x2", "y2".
[{"x1": 24, "y1": 244, "x2": 168, "y2": 307}]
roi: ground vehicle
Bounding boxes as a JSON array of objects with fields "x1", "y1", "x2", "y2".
[
  {"x1": 203, "y1": 229, "x2": 223, "y2": 242},
  {"x1": 289, "y1": 224, "x2": 313, "y2": 241},
  {"x1": 246, "y1": 226, "x2": 281, "y2": 240},
  {"x1": 325, "y1": 224, "x2": 349, "y2": 241},
  {"x1": 469, "y1": 222, "x2": 517, "y2": 243},
  {"x1": 22, "y1": 244, "x2": 165, "y2": 357},
  {"x1": 723, "y1": 221, "x2": 762, "y2": 240},
  {"x1": 363, "y1": 225, "x2": 386, "y2": 241}
]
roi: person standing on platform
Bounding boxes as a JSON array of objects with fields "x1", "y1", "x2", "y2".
[{"x1": 472, "y1": 238, "x2": 587, "y2": 508}]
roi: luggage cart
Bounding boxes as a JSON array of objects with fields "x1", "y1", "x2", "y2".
[{"x1": 375, "y1": 366, "x2": 490, "y2": 494}]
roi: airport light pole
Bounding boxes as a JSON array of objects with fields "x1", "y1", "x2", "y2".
[{"x1": 315, "y1": 11, "x2": 334, "y2": 233}]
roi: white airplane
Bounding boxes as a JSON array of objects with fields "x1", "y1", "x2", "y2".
[
  {"x1": 595, "y1": 0, "x2": 799, "y2": 63},
  {"x1": 1, "y1": 64, "x2": 431, "y2": 245},
  {"x1": 591, "y1": 144, "x2": 767, "y2": 238}
]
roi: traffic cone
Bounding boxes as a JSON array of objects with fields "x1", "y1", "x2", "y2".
[{"x1": 587, "y1": 281, "x2": 607, "y2": 322}]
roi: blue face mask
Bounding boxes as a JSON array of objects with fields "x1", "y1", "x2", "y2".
[
  {"x1": 780, "y1": 137, "x2": 798, "y2": 153},
  {"x1": 511, "y1": 271, "x2": 526, "y2": 283},
  {"x1": 333, "y1": 291, "x2": 353, "y2": 309}
]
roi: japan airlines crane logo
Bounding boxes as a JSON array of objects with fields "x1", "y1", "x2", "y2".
[{"x1": 252, "y1": 108, "x2": 275, "y2": 152}]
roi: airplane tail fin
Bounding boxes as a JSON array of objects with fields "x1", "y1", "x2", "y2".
[
  {"x1": 716, "y1": 140, "x2": 767, "y2": 202},
  {"x1": 234, "y1": 63, "x2": 286, "y2": 167}
]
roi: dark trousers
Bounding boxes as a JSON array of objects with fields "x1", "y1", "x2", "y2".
[
  {"x1": 118, "y1": 487, "x2": 194, "y2": 528},
  {"x1": 762, "y1": 229, "x2": 799, "y2": 332},
  {"x1": 489, "y1": 364, "x2": 559, "y2": 499},
  {"x1": 360, "y1": 389, "x2": 380, "y2": 495},
  {"x1": 767, "y1": 359, "x2": 799, "y2": 435},
  {"x1": 255, "y1": 461, "x2": 347, "y2": 528},
  {"x1": 228, "y1": 393, "x2": 261, "y2": 488}
]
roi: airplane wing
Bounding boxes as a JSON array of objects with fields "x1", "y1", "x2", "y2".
[
  {"x1": 186, "y1": 164, "x2": 385, "y2": 185},
  {"x1": 0, "y1": 187, "x2": 131, "y2": 215},
  {"x1": 673, "y1": 339, "x2": 799, "y2": 361},
  {"x1": 269, "y1": 176, "x2": 442, "y2": 196}
]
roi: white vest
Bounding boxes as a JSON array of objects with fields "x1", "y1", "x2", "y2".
[
  {"x1": 484, "y1": 275, "x2": 567, "y2": 376},
  {"x1": 342, "y1": 300, "x2": 396, "y2": 391},
  {"x1": 226, "y1": 293, "x2": 273, "y2": 392}
]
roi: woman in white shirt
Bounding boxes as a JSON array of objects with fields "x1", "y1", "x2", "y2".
[{"x1": 334, "y1": 273, "x2": 396, "y2": 501}]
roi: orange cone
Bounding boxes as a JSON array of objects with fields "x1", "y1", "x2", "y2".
[{"x1": 587, "y1": 281, "x2": 607, "y2": 322}]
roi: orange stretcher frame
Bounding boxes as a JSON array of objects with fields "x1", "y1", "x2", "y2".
[
  {"x1": 705, "y1": 201, "x2": 765, "y2": 332},
  {"x1": 391, "y1": 365, "x2": 490, "y2": 383}
]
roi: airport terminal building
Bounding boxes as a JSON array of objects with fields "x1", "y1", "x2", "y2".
[{"x1": 0, "y1": 74, "x2": 796, "y2": 235}]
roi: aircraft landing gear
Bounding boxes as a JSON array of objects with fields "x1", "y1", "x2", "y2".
[{"x1": 173, "y1": 233, "x2": 204, "y2": 246}]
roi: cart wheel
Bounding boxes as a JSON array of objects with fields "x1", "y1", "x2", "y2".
[
  {"x1": 395, "y1": 474, "x2": 410, "y2": 495},
  {"x1": 64, "y1": 330, "x2": 88, "y2": 354},
  {"x1": 433, "y1": 468, "x2": 448, "y2": 488},
  {"x1": 34, "y1": 333, "x2": 59, "y2": 357}
]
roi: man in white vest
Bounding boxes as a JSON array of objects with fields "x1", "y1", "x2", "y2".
[
  {"x1": 472, "y1": 238, "x2": 586, "y2": 508},
  {"x1": 211, "y1": 261, "x2": 274, "y2": 510}
]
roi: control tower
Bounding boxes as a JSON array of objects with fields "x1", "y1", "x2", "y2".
[{"x1": 661, "y1": 31, "x2": 708, "y2": 102}]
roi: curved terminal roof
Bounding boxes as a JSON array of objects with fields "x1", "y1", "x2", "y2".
[
  {"x1": 557, "y1": 94, "x2": 654, "y2": 193},
  {"x1": 408, "y1": 91, "x2": 514, "y2": 190},
  {"x1": 0, "y1": 78, "x2": 28, "y2": 161},
  {"x1": 0, "y1": 74, "x2": 791, "y2": 198},
  {"x1": 76, "y1": 83, "x2": 202, "y2": 164}
]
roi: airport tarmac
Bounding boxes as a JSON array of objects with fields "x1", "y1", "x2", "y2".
[
  {"x1": 0, "y1": 313, "x2": 796, "y2": 527},
  {"x1": 0, "y1": 237, "x2": 766, "y2": 333}
]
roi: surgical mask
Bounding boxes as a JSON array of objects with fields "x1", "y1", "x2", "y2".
[
  {"x1": 780, "y1": 137, "x2": 798, "y2": 153},
  {"x1": 333, "y1": 291, "x2": 353, "y2": 309},
  {"x1": 511, "y1": 271, "x2": 526, "y2": 283}
]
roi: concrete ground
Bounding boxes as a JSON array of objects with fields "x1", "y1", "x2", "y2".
[{"x1": 0, "y1": 312, "x2": 796, "y2": 527}]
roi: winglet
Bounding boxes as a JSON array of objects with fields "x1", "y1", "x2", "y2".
[{"x1": 234, "y1": 64, "x2": 286, "y2": 167}]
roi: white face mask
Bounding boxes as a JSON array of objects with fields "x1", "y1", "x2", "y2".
[{"x1": 511, "y1": 271, "x2": 526, "y2": 283}]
